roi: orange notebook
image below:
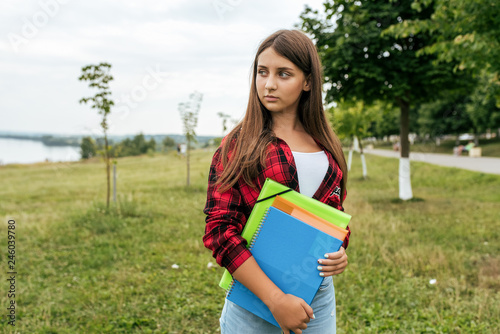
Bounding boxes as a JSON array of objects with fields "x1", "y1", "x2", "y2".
[{"x1": 271, "y1": 196, "x2": 349, "y2": 241}]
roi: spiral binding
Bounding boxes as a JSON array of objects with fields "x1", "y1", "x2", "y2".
[
  {"x1": 226, "y1": 280, "x2": 235, "y2": 297},
  {"x1": 248, "y1": 208, "x2": 270, "y2": 250},
  {"x1": 227, "y1": 208, "x2": 272, "y2": 298}
]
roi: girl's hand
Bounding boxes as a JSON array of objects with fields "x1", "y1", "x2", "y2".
[
  {"x1": 317, "y1": 246, "x2": 348, "y2": 277},
  {"x1": 267, "y1": 293, "x2": 314, "y2": 334}
]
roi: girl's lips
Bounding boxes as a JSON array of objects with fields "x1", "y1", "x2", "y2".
[{"x1": 264, "y1": 96, "x2": 278, "y2": 101}]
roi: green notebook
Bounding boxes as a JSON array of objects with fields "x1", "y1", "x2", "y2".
[{"x1": 219, "y1": 178, "x2": 351, "y2": 290}]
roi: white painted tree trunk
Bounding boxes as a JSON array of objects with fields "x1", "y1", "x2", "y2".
[
  {"x1": 360, "y1": 153, "x2": 367, "y2": 179},
  {"x1": 347, "y1": 149, "x2": 353, "y2": 171},
  {"x1": 353, "y1": 136, "x2": 360, "y2": 152},
  {"x1": 399, "y1": 157, "x2": 413, "y2": 200}
]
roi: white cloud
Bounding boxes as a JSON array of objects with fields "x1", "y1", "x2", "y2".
[{"x1": 0, "y1": 0, "x2": 326, "y2": 136}]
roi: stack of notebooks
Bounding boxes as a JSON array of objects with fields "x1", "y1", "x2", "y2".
[{"x1": 220, "y1": 178, "x2": 351, "y2": 328}]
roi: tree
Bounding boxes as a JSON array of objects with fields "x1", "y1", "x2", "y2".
[
  {"x1": 369, "y1": 105, "x2": 400, "y2": 139},
  {"x1": 416, "y1": 95, "x2": 473, "y2": 145},
  {"x1": 179, "y1": 91, "x2": 203, "y2": 186},
  {"x1": 386, "y1": 0, "x2": 500, "y2": 143},
  {"x1": 162, "y1": 136, "x2": 176, "y2": 152},
  {"x1": 330, "y1": 100, "x2": 379, "y2": 178},
  {"x1": 116, "y1": 138, "x2": 133, "y2": 157},
  {"x1": 465, "y1": 72, "x2": 500, "y2": 143},
  {"x1": 79, "y1": 62, "x2": 114, "y2": 208},
  {"x1": 80, "y1": 136, "x2": 97, "y2": 159},
  {"x1": 389, "y1": 0, "x2": 500, "y2": 105},
  {"x1": 131, "y1": 133, "x2": 154, "y2": 155},
  {"x1": 146, "y1": 138, "x2": 156, "y2": 156},
  {"x1": 114, "y1": 134, "x2": 157, "y2": 157},
  {"x1": 300, "y1": 0, "x2": 468, "y2": 200}
]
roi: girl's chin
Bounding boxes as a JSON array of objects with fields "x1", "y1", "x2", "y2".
[
  {"x1": 267, "y1": 107, "x2": 297, "y2": 114},
  {"x1": 263, "y1": 103, "x2": 283, "y2": 112}
]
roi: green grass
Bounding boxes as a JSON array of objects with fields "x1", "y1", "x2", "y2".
[
  {"x1": 373, "y1": 137, "x2": 500, "y2": 157},
  {"x1": 0, "y1": 150, "x2": 499, "y2": 333}
]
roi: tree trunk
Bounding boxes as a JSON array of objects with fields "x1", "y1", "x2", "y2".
[
  {"x1": 361, "y1": 154, "x2": 367, "y2": 179},
  {"x1": 353, "y1": 136, "x2": 360, "y2": 152},
  {"x1": 399, "y1": 100, "x2": 410, "y2": 159},
  {"x1": 347, "y1": 149, "x2": 353, "y2": 171},
  {"x1": 397, "y1": 96, "x2": 413, "y2": 200},
  {"x1": 347, "y1": 136, "x2": 354, "y2": 171},
  {"x1": 358, "y1": 138, "x2": 367, "y2": 179},
  {"x1": 104, "y1": 134, "x2": 111, "y2": 208}
]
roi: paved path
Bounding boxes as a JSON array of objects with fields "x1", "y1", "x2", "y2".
[{"x1": 364, "y1": 149, "x2": 500, "y2": 175}]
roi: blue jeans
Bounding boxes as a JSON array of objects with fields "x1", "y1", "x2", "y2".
[{"x1": 220, "y1": 276, "x2": 336, "y2": 334}]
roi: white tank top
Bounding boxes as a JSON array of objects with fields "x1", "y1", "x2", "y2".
[{"x1": 291, "y1": 151, "x2": 329, "y2": 197}]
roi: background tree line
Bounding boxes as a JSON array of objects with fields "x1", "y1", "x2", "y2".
[{"x1": 80, "y1": 134, "x2": 177, "y2": 160}]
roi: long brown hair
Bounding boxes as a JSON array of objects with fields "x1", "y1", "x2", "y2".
[{"x1": 216, "y1": 29, "x2": 348, "y2": 203}]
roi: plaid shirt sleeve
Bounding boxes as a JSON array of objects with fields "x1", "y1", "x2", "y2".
[{"x1": 202, "y1": 147, "x2": 253, "y2": 274}]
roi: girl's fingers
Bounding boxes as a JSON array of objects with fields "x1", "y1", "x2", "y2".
[
  {"x1": 318, "y1": 262, "x2": 347, "y2": 273},
  {"x1": 318, "y1": 265, "x2": 347, "y2": 277},
  {"x1": 317, "y1": 247, "x2": 348, "y2": 276},
  {"x1": 325, "y1": 247, "x2": 346, "y2": 259},
  {"x1": 320, "y1": 247, "x2": 347, "y2": 265},
  {"x1": 318, "y1": 255, "x2": 347, "y2": 267}
]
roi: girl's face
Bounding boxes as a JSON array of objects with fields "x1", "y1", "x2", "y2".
[{"x1": 256, "y1": 47, "x2": 310, "y2": 115}]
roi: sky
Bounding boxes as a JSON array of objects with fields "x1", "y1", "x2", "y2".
[{"x1": 0, "y1": 0, "x2": 326, "y2": 137}]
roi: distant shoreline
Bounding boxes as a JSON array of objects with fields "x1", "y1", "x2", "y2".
[
  {"x1": 0, "y1": 133, "x2": 218, "y2": 147},
  {"x1": 0, "y1": 134, "x2": 80, "y2": 147}
]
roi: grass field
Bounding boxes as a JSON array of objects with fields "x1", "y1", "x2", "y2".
[{"x1": 0, "y1": 150, "x2": 499, "y2": 333}]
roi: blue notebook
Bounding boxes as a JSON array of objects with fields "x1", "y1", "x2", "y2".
[{"x1": 226, "y1": 206, "x2": 344, "y2": 328}]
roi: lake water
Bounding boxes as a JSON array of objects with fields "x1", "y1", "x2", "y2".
[{"x1": 0, "y1": 138, "x2": 80, "y2": 165}]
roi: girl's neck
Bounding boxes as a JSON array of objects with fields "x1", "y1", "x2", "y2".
[
  {"x1": 271, "y1": 110, "x2": 303, "y2": 136},
  {"x1": 271, "y1": 111, "x2": 321, "y2": 152}
]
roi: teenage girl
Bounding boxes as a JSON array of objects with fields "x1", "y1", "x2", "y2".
[{"x1": 203, "y1": 29, "x2": 350, "y2": 334}]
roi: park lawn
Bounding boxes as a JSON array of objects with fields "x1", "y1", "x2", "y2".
[{"x1": 0, "y1": 149, "x2": 499, "y2": 333}]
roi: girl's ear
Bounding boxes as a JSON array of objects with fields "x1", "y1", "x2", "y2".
[{"x1": 303, "y1": 74, "x2": 312, "y2": 91}]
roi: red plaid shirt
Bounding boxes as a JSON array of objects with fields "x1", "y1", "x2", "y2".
[{"x1": 203, "y1": 137, "x2": 350, "y2": 274}]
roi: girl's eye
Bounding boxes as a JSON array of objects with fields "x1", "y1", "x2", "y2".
[
  {"x1": 258, "y1": 70, "x2": 267, "y2": 76},
  {"x1": 279, "y1": 72, "x2": 291, "y2": 78}
]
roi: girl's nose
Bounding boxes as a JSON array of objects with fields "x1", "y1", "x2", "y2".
[{"x1": 265, "y1": 76, "x2": 277, "y2": 91}]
